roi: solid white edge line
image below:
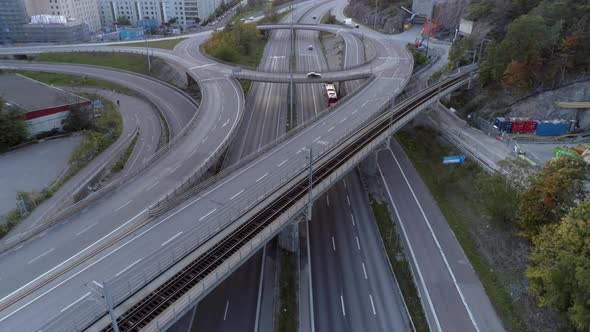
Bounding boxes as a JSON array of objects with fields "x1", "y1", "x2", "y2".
[
  {"x1": 378, "y1": 164, "x2": 442, "y2": 332},
  {"x1": 60, "y1": 292, "x2": 90, "y2": 312},
  {"x1": 161, "y1": 231, "x2": 183, "y2": 247},
  {"x1": 340, "y1": 294, "x2": 346, "y2": 316},
  {"x1": 388, "y1": 147, "x2": 480, "y2": 332}
]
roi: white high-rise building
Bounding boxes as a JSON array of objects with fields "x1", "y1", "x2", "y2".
[
  {"x1": 99, "y1": 0, "x2": 217, "y2": 28},
  {"x1": 25, "y1": 0, "x2": 102, "y2": 31}
]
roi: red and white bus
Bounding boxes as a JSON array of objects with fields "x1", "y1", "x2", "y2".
[{"x1": 324, "y1": 83, "x2": 338, "y2": 106}]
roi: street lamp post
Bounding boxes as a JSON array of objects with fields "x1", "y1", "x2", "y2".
[{"x1": 144, "y1": 33, "x2": 151, "y2": 72}]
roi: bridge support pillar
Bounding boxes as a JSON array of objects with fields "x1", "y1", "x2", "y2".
[
  {"x1": 279, "y1": 219, "x2": 299, "y2": 253},
  {"x1": 360, "y1": 150, "x2": 379, "y2": 177}
]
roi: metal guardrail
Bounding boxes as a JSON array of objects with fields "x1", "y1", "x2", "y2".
[
  {"x1": 148, "y1": 75, "x2": 378, "y2": 218},
  {"x1": 0, "y1": 60, "x2": 205, "y2": 254},
  {"x1": 32, "y1": 41, "x2": 443, "y2": 332}
]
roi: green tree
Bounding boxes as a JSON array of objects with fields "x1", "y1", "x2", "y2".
[
  {"x1": 517, "y1": 156, "x2": 587, "y2": 237},
  {"x1": 477, "y1": 173, "x2": 519, "y2": 223},
  {"x1": 0, "y1": 97, "x2": 28, "y2": 150},
  {"x1": 117, "y1": 16, "x2": 131, "y2": 26},
  {"x1": 528, "y1": 199, "x2": 590, "y2": 331},
  {"x1": 168, "y1": 17, "x2": 178, "y2": 24}
]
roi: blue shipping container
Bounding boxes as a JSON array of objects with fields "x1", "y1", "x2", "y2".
[
  {"x1": 136, "y1": 19, "x2": 159, "y2": 28},
  {"x1": 119, "y1": 28, "x2": 144, "y2": 40},
  {"x1": 536, "y1": 120, "x2": 570, "y2": 136},
  {"x1": 443, "y1": 156, "x2": 466, "y2": 164},
  {"x1": 494, "y1": 117, "x2": 512, "y2": 133}
]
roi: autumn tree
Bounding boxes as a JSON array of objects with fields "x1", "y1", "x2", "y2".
[
  {"x1": 517, "y1": 155, "x2": 586, "y2": 237},
  {"x1": 528, "y1": 198, "x2": 590, "y2": 331}
]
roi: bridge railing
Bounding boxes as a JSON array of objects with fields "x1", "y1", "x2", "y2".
[{"x1": 35, "y1": 65, "x2": 477, "y2": 332}]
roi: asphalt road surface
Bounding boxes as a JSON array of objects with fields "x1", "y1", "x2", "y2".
[
  {"x1": 377, "y1": 140, "x2": 505, "y2": 332},
  {"x1": 0, "y1": 5, "x2": 412, "y2": 330},
  {"x1": 311, "y1": 172, "x2": 411, "y2": 332},
  {"x1": 170, "y1": 2, "x2": 314, "y2": 332}
]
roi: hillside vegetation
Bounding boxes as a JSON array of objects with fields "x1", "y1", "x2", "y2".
[{"x1": 468, "y1": 0, "x2": 590, "y2": 91}]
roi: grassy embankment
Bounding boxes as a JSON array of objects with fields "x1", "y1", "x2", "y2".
[
  {"x1": 278, "y1": 249, "x2": 297, "y2": 332},
  {"x1": 0, "y1": 95, "x2": 122, "y2": 238},
  {"x1": 33, "y1": 52, "x2": 152, "y2": 75},
  {"x1": 111, "y1": 37, "x2": 187, "y2": 49},
  {"x1": 369, "y1": 196, "x2": 429, "y2": 331},
  {"x1": 395, "y1": 127, "x2": 528, "y2": 331},
  {"x1": 112, "y1": 130, "x2": 140, "y2": 172}
]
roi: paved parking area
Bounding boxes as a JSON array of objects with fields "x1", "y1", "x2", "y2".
[{"x1": 0, "y1": 135, "x2": 82, "y2": 217}]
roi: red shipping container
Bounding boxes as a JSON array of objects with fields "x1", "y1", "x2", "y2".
[{"x1": 510, "y1": 118, "x2": 537, "y2": 134}]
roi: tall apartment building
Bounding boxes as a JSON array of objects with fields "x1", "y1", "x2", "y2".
[
  {"x1": 0, "y1": 0, "x2": 29, "y2": 43},
  {"x1": 26, "y1": 0, "x2": 102, "y2": 31},
  {"x1": 99, "y1": 0, "x2": 217, "y2": 28}
]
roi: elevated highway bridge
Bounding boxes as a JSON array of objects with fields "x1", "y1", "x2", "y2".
[{"x1": 0, "y1": 6, "x2": 478, "y2": 331}]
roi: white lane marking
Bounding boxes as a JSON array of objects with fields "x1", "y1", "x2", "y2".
[
  {"x1": 339, "y1": 117, "x2": 348, "y2": 123},
  {"x1": 0, "y1": 208, "x2": 147, "y2": 315},
  {"x1": 223, "y1": 300, "x2": 230, "y2": 320},
  {"x1": 331, "y1": 236, "x2": 336, "y2": 251},
  {"x1": 115, "y1": 258, "x2": 142, "y2": 277},
  {"x1": 222, "y1": 117, "x2": 230, "y2": 127},
  {"x1": 328, "y1": 126, "x2": 335, "y2": 132},
  {"x1": 92, "y1": 280, "x2": 103, "y2": 288},
  {"x1": 313, "y1": 136, "x2": 321, "y2": 142},
  {"x1": 75, "y1": 223, "x2": 97, "y2": 237},
  {"x1": 190, "y1": 63, "x2": 215, "y2": 69},
  {"x1": 346, "y1": 195, "x2": 351, "y2": 206},
  {"x1": 369, "y1": 294, "x2": 377, "y2": 315},
  {"x1": 28, "y1": 248, "x2": 55, "y2": 264},
  {"x1": 340, "y1": 294, "x2": 346, "y2": 316},
  {"x1": 356, "y1": 236, "x2": 361, "y2": 250},
  {"x1": 378, "y1": 165, "x2": 442, "y2": 332},
  {"x1": 343, "y1": 179, "x2": 347, "y2": 188},
  {"x1": 277, "y1": 159, "x2": 288, "y2": 167},
  {"x1": 256, "y1": 173, "x2": 268, "y2": 183},
  {"x1": 145, "y1": 181, "x2": 159, "y2": 191},
  {"x1": 362, "y1": 262, "x2": 368, "y2": 279},
  {"x1": 60, "y1": 292, "x2": 90, "y2": 312},
  {"x1": 114, "y1": 200, "x2": 132, "y2": 212},
  {"x1": 352, "y1": 110, "x2": 358, "y2": 114},
  {"x1": 326, "y1": 196, "x2": 330, "y2": 207},
  {"x1": 201, "y1": 136, "x2": 208, "y2": 143},
  {"x1": 388, "y1": 148, "x2": 480, "y2": 331},
  {"x1": 361, "y1": 100, "x2": 370, "y2": 107},
  {"x1": 351, "y1": 214, "x2": 355, "y2": 226},
  {"x1": 230, "y1": 189, "x2": 245, "y2": 200},
  {"x1": 161, "y1": 231, "x2": 183, "y2": 246},
  {"x1": 170, "y1": 162, "x2": 182, "y2": 174},
  {"x1": 296, "y1": 149, "x2": 303, "y2": 155},
  {"x1": 199, "y1": 208, "x2": 217, "y2": 221}
]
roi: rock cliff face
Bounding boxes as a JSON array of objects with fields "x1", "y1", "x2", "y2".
[{"x1": 346, "y1": 0, "x2": 410, "y2": 34}]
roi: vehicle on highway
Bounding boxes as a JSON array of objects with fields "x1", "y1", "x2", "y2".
[
  {"x1": 312, "y1": 16, "x2": 317, "y2": 19},
  {"x1": 307, "y1": 72, "x2": 322, "y2": 78},
  {"x1": 240, "y1": 18, "x2": 245, "y2": 23},
  {"x1": 324, "y1": 83, "x2": 338, "y2": 106},
  {"x1": 248, "y1": 16, "x2": 254, "y2": 20},
  {"x1": 308, "y1": 45, "x2": 314, "y2": 50},
  {"x1": 355, "y1": 24, "x2": 360, "y2": 28}
]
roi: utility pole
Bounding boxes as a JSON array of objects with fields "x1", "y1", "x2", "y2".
[
  {"x1": 373, "y1": 0, "x2": 378, "y2": 30},
  {"x1": 289, "y1": 4, "x2": 294, "y2": 129},
  {"x1": 307, "y1": 146, "x2": 313, "y2": 221},
  {"x1": 144, "y1": 34, "x2": 151, "y2": 72},
  {"x1": 89, "y1": 281, "x2": 120, "y2": 332}
]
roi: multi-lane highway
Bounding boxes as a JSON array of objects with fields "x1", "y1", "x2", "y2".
[{"x1": 0, "y1": 3, "x2": 502, "y2": 332}]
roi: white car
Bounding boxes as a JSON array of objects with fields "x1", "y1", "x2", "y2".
[
  {"x1": 306, "y1": 72, "x2": 322, "y2": 78},
  {"x1": 248, "y1": 16, "x2": 254, "y2": 20},
  {"x1": 308, "y1": 45, "x2": 313, "y2": 50}
]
